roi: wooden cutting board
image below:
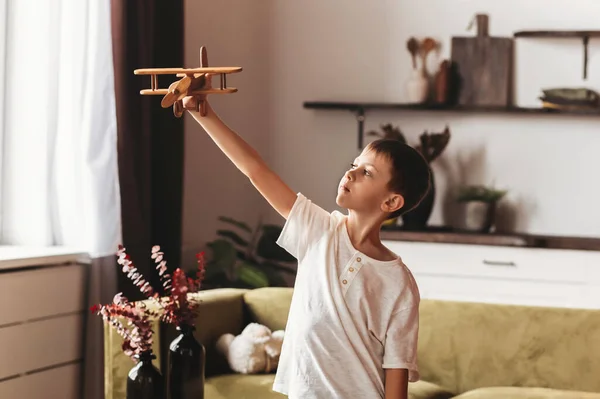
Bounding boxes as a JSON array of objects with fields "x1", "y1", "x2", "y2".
[{"x1": 451, "y1": 16, "x2": 514, "y2": 107}]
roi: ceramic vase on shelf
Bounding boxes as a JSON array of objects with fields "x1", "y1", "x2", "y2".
[
  {"x1": 405, "y1": 67, "x2": 429, "y2": 103},
  {"x1": 455, "y1": 201, "x2": 497, "y2": 233},
  {"x1": 167, "y1": 324, "x2": 206, "y2": 399},
  {"x1": 401, "y1": 169, "x2": 435, "y2": 230},
  {"x1": 127, "y1": 351, "x2": 164, "y2": 399}
]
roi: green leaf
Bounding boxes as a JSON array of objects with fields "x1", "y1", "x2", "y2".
[
  {"x1": 236, "y1": 262, "x2": 270, "y2": 288},
  {"x1": 202, "y1": 269, "x2": 231, "y2": 288},
  {"x1": 218, "y1": 216, "x2": 252, "y2": 233},
  {"x1": 236, "y1": 250, "x2": 249, "y2": 261},
  {"x1": 455, "y1": 185, "x2": 508, "y2": 203},
  {"x1": 204, "y1": 261, "x2": 226, "y2": 279},
  {"x1": 256, "y1": 224, "x2": 296, "y2": 262},
  {"x1": 217, "y1": 229, "x2": 249, "y2": 247},
  {"x1": 261, "y1": 260, "x2": 296, "y2": 275},
  {"x1": 206, "y1": 239, "x2": 237, "y2": 273},
  {"x1": 260, "y1": 262, "x2": 290, "y2": 286}
]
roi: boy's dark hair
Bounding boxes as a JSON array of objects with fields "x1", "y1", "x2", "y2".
[{"x1": 366, "y1": 139, "x2": 431, "y2": 220}]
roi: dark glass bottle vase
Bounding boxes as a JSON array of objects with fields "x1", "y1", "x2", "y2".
[
  {"x1": 127, "y1": 351, "x2": 164, "y2": 399},
  {"x1": 168, "y1": 324, "x2": 206, "y2": 399}
]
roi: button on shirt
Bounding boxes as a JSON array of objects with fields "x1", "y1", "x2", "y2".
[{"x1": 273, "y1": 193, "x2": 420, "y2": 399}]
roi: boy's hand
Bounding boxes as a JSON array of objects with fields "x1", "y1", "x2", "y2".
[
  {"x1": 182, "y1": 95, "x2": 204, "y2": 115},
  {"x1": 185, "y1": 96, "x2": 297, "y2": 219},
  {"x1": 181, "y1": 73, "x2": 214, "y2": 115}
]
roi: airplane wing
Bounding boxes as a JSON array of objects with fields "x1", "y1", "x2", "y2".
[{"x1": 134, "y1": 67, "x2": 242, "y2": 75}]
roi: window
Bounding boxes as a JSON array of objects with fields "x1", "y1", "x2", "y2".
[
  {"x1": 0, "y1": 0, "x2": 120, "y2": 254},
  {"x1": 0, "y1": 0, "x2": 6, "y2": 239}
]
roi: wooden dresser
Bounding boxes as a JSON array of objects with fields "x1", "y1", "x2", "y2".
[
  {"x1": 0, "y1": 246, "x2": 89, "y2": 399},
  {"x1": 384, "y1": 239, "x2": 600, "y2": 309}
]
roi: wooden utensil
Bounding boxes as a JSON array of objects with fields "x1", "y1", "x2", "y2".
[
  {"x1": 451, "y1": 14, "x2": 513, "y2": 106},
  {"x1": 407, "y1": 37, "x2": 419, "y2": 69},
  {"x1": 420, "y1": 37, "x2": 436, "y2": 70}
]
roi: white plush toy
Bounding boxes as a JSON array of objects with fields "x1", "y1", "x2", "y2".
[{"x1": 216, "y1": 323, "x2": 285, "y2": 374}]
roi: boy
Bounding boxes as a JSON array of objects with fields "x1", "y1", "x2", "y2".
[{"x1": 185, "y1": 95, "x2": 430, "y2": 399}]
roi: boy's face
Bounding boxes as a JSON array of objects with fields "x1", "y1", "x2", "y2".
[{"x1": 336, "y1": 148, "x2": 404, "y2": 216}]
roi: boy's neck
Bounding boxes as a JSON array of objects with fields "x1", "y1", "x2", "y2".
[
  {"x1": 346, "y1": 211, "x2": 382, "y2": 248},
  {"x1": 345, "y1": 212, "x2": 394, "y2": 261}
]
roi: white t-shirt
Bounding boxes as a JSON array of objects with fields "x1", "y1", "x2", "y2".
[{"x1": 273, "y1": 193, "x2": 420, "y2": 399}]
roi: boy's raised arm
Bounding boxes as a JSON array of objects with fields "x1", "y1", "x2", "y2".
[
  {"x1": 186, "y1": 99, "x2": 297, "y2": 219},
  {"x1": 385, "y1": 369, "x2": 408, "y2": 399}
]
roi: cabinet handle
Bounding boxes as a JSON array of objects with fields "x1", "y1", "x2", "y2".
[{"x1": 483, "y1": 260, "x2": 517, "y2": 267}]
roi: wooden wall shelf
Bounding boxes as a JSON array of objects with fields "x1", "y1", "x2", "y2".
[
  {"x1": 513, "y1": 30, "x2": 600, "y2": 79},
  {"x1": 303, "y1": 101, "x2": 600, "y2": 148},
  {"x1": 379, "y1": 226, "x2": 600, "y2": 251},
  {"x1": 513, "y1": 30, "x2": 600, "y2": 38}
]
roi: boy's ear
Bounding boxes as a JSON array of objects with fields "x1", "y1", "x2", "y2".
[{"x1": 382, "y1": 193, "x2": 404, "y2": 213}]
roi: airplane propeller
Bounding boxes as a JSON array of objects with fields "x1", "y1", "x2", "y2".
[{"x1": 160, "y1": 75, "x2": 192, "y2": 108}]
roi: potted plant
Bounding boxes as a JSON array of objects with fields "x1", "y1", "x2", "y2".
[
  {"x1": 91, "y1": 292, "x2": 163, "y2": 399},
  {"x1": 454, "y1": 184, "x2": 507, "y2": 233},
  {"x1": 93, "y1": 245, "x2": 208, "y2": 399},
  {"x1": 203, "y1": 216, "x2": 297, "y2": 289},
  {"x1": 148, "y1": 247, "x2": 207, "y2": 399},
  {"x1": 367, "y1": 123, "x2": 451, "y2": 230}
]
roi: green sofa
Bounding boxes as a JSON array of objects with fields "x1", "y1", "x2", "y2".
[{"x1": 104, "y1": 287, "x2": 600, "y2": 399}]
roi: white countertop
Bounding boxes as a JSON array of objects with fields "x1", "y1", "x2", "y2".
[{"x1": 0, "y1": 245, "x2": 90, "y2": 271}]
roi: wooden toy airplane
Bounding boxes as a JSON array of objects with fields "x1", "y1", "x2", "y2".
[{"x1": 134, "y1": 46, "x2": 242, "y2": 117}]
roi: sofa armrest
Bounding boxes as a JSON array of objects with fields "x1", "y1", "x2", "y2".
[{"x1": 176, "y1": 288, "x2": 249, "y2": 376}]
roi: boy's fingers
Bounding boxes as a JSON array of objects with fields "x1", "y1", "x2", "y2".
[
  {"x1": 182, "y1": 96, "x2": 196, "y2": 108},
  {"x1": 182, "y1": 95, "x2": 208, "y2": 116},
  {"x1": 182, "y1": 96, "x2": 200, "y2": 112}
]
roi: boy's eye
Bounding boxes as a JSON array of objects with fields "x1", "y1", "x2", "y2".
[{"x1": 349, "y1": 163, "x2": 371, "y2": 176}]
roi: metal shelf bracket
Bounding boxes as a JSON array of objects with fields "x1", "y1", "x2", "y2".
[{"x1": 352, "y1": 107, "x2": 366, "y2": 149}]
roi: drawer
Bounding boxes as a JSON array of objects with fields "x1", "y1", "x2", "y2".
[
  {"x1": 0, "y1": 263, "x2": 86, "y2": 326},
  {"x1": 0, "y1": 363, "x2": 80, "y2": 399},
  {"x1": 384, "y1": 241, "x2": 598, "y2": 284},
  {"x1": 0, "y1": 314, "x2": 83, "y2": 379},
  {"x1": 413, "y1": 273, "x2": 590, "y2": 309}
]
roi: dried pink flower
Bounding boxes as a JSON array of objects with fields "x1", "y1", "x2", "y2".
[
  {"x1": 94, "y1": 245, "x2": 208, "y2": 360},
  {"x1": 117, "y1": 245, "x2": 157, "y2": 299},
  {"x1": 92, "y1": 297, "x2": 158, "y2": 361},
  {"x1": 160, "y1": 250, "x2": 206, "y2": 328}
]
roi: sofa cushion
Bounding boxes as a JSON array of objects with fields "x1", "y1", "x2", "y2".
[
  {"x1": 453, "y1": 386, "x2": 600, "y2": 399},
  {"x1": 408, "y1": 380, "x2": 455, "y2": 399},
  {"x1": 183, "y1": 288, "x2": 249, "y2": 377},
  {"x1": 206, "y1": 374, "x2": 285, "y2": 399},
  {"x1": 417, "y1": 300, "x2": 600, "y2": 394},
  {"x1": 206, "y1": 374, "x2": 454, "y2": 399},
  {"x1": 243, "y1": 287, "x2": 293, "y2": 331}
]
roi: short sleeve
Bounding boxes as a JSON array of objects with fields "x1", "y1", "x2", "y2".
[
  {"x1": 276, "y1": 193, "x2": 332, "y2": 261},
  {"x1": 382, "y1": 305, "x2": 420, "y2": 382}
]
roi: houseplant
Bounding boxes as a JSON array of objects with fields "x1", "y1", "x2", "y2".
[
  {"x1": 454, "y1": 184, "x2": 507, "y2": 232},
  {"x1": 151, "y1": 247, "x2": 207, "y2": 399},
  {"x1": 93, "y1": 245, "x2": 208, "y2": 399},
  {"x1": 203, "y1": 216, "x2": 296, "y2": 289},
  {"x1": 367, "y1": 123, "x2": 451, "y2": 229}
]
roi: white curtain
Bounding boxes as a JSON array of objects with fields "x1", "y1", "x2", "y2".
[
  {"x1": 0, "y1": 0, "x2": 6, "y2": 218},
  {"x1": 1, "y1": 0, "x2": 120, "y2": 255},
  {"x1": 1, "y1": 1, "x2": 121, "y2": 397}
]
